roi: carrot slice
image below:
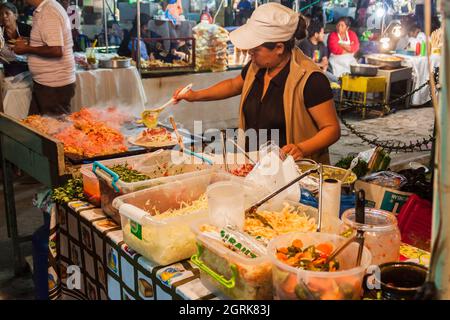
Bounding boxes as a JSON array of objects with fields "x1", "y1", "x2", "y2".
[
  {"x1": 276, "y1": 252, "x2": 288, "y2": 261},
  {"x1": 316, "y1": 242, "x2": 334, "y2": 255},
  {"x1": 278, "y1": 247, "x2": 289, "y2": 254},
  {"x1": 292, "y1": 239, "x2": 303, "y2": 249}
]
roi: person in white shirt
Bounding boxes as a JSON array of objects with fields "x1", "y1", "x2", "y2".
[
  {"x1": 407, "y1": 23, "x2": 427, "y2": 50},
  {"x1": 12, "y1": 0, "x2": 76, "y2": 116}
]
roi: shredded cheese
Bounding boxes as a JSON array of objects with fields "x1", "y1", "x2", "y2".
[
  {"x1": 149, "y1": 194, "x2": 208, "y2": 220},
  {"x1": 244, "y1": 203, "x2": 316, "y2": 239}
]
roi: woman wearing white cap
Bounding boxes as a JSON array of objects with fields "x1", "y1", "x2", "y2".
[{"x1": 174, "y1": 3, "x2": 340, "y2": 164}]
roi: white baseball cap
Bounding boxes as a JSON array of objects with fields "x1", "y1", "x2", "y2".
[{"x1": 230, "y1": 3, "x2": 300, "y2": 50}]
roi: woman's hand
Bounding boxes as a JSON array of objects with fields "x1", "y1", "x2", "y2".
[
  {"x1": 172, "y1": 86, "x2": 196, "y2": 103},
  {"x1": 12, "y1": 38, "x2": 30, "y2": 55},
  {"x1": 281, "y1": 144, "x2": 304, "y2": 161}
]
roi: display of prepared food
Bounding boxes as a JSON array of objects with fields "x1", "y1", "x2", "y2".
[
  {"x1": 275, "y1": 239, "x2": 339, "y2": 272},
  {"x1": 113, "y1": 171, "x2": 243, "y2": 265},
  {"x1": 93, "y1": 150, "x2": 212, "y2": 223},
  {"x1": 128, "y1": 127, "x2": 177, "y2": 148},
  {"x1": 244, "y1": 203, "x2": 317, "y2": 241},
  {"x1": 268, "y1": 232, "x2": 372, "y2": 300},
  {"x1": 193, "y1": 22, "x2": 229, "y2": 72},
  {"x1": 296, "y1": 162, "x2": 357, "y2": 185},
  {"x1": 22, "y1": 107, "x2": 131, "y2": 158},
  {"x1": 191, "y1": 220, "x2": 273, "y2": 300}
]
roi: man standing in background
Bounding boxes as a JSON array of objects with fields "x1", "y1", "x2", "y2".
[
  {"x1": 12, "y1": 0, "x2": 76, "y2": 116},
  {"x1": 299, "y1": 19, "x2": 338, "y2": 82}
]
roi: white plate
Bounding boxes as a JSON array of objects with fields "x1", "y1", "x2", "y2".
[{"x1": 128, "y1": 131, "x2": 178, "y2": 148}]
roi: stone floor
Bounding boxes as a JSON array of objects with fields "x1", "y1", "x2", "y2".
[{"x1": 0, "y1": 106, "x2": 435, "y2": 300}]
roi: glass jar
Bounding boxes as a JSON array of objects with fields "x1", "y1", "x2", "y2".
[{"x1": 341, "y1": 208, "x2": 401, "y2": 266}]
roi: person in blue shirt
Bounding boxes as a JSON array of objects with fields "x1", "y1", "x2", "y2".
[
  {"x1": 118, "y1": 13, "x2": 152, "y2": 60},
  {"x1": 236, "y1": 0, "x2": 253, "y2": 25}
]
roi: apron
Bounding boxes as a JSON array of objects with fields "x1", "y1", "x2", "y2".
[{"x1": 329, "y1": 31, "x2": 357, "y2": 77}]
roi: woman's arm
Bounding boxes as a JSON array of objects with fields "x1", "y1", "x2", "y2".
[
  {"x1": 174, "y1": 73, "x2": 244, "y2": 102},
  {"x1": 349, "y1": 30, "x2": 360, "y2": 53},
  {"x1": 282, "y1": 99, "x2": 341, "y2": 160},
  {"x1": 327, "y1": 32, "x2": 344, "y2": 55}
]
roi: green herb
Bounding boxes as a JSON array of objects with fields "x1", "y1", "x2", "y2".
[
  {"x1": 335, "y1": 156, "x2": 369, "y2": 178},
  {"x1": 52, "y1": 178, "x2": 86, "y2": 204},
  {"x1": 108, "y1": 163, "x2": 150, "y2": 183}
]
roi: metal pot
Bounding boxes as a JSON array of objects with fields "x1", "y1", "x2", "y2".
[
  {"x1": 98, "y1": 58, "x2": 131, "y2": 69},
  {"x1": 350, "y1": 64, "x2": 379, "y2": 76},
  {"x1": 366, "y1": 54, "x2": 403, "y2": 69}
]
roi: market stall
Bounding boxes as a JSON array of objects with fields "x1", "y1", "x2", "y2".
[{"x1": 25, "y1": 136, "x2": 434, "y2": 300}]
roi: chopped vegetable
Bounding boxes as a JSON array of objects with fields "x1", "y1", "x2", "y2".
[
  {"x1": 52, "y1": 178, "x2": 86, "y2": 204},
  {"x1": 108, "y1": 163, "x2": 150, "y2": 183},
  {"x1": 276, "y1": 240, "x2": 340, "y2": 272}
]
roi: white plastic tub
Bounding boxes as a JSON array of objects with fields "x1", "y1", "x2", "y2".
[
  {"x1": 191, "y1": 219, "x2": 273, "y2": 300},
  {"x1": 113, "y1": 171, "x2": 245, "y2": 266},
  {"x1": 267, "y1": 232, "x2": 372, "y2": 300},
  {"x1": 92, "y1": 150, "x2": 212, "y2": 223}
]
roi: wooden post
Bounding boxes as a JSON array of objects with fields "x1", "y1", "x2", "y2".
[{"x1": 431, "y1": 0, "x2": 450, "y2": 299}]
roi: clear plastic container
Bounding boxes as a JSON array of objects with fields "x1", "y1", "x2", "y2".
[
  {"x1": 207, "y1": 181, "x2": 245, "y2": 229},
  {"x1": 113, "y1": 171, "x2": 245, "y2": 266},
  {"x1": 93, "y1": 150, "x2": 212, "y2": 223},
  {"x1": 267, "y1": 232, "x2": 372, "y2": 300},
  {"x1": 341, "y1": 208, "x2": 401, "y2": 266},
  {"x1": 191, "y1": 219, "x2": 273, "y2": 300},
  {"x1": 80, "y1": 164, "x2": 101, "y2": 207}
]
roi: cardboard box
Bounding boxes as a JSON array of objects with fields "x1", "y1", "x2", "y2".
[{"x1": 355, "y1": 180, "x2": 413, "y2": 214}]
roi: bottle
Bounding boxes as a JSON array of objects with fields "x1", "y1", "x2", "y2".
[
  {"x1": 421, "y1": 41, "x2": 427, "y2": 56},
  {"x1": 415, "y1": 42, "x2": 421, "y2": 56}
]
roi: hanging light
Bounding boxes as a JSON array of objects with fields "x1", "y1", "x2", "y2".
[
  {"x1": 380, "y1": 37, "x2": 390, "y2": 49},
  {"x1": 376, "y1": 7, "x2": 386, "y2": 18}
]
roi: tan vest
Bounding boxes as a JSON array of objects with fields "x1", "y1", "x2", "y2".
[{"x1": 238, "y1": 47, "x2": 331, "y2": 164}]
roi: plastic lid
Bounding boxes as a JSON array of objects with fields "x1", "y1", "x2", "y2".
[{"x1": 342, "y1": 208, "x2": 398, "y2": 232}]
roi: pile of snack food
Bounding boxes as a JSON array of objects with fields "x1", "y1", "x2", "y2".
[{"x1": 193, "y1": 23, "x2": 229, "y2": 72}]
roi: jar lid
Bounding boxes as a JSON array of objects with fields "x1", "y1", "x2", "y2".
[{"x1": 341, "y1": 208, "x2": 398, "y2": 232}]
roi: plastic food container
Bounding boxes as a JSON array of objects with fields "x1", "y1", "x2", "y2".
[
  {"x1": 93, "y1": 150, "x2": 211, "y2": 223},
  {"x1": 268, "y1": 232, "x2": 372, "y2": 300},
  {"x1": 113, "y1": 171, "x2": 244, "y2": 266},
  {"x1": 80, "y1": 164, "x2": 101, "y2": 207},
  {"x1": 341, "y1": 208, "x2": 401, "y2": 266},
  {"x1": 191, "y1": 219, "x2": 273, "y2": 300}
]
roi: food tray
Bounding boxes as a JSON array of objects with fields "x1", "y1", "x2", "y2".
[
  {"x1": 92, "y1": 150, "x2": 212, "y2": 223},
  {"x1": 113, "y1": 171, "x2": 244, "y2": 266},
  {"x1": 365, "y1": 54, "x2": 403, "y2": 69},
  {"x1": 191, "y1": 219, "x2": 273, "y2": 300},
  {"x1": 99, "y1": 57, "x2": 131, "y2": 69},
  {"x1": 267, "y1": 232, "x2": 372, "y2": 300}
]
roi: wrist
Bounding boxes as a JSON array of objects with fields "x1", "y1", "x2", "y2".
[
  {"x1": 23, "y1": 45, "x2": 33, "y2": 54},
  {"x1": 296, "y1": 143, "x2": 306, "y2": 157}
]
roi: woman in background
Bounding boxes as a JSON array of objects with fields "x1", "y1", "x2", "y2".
[
  {"x1": 327, "y1": 16, "x2": 359, "y2": 77},
  {"x1": 0, "y1": 2, "x2": 31, "y2": 76}
]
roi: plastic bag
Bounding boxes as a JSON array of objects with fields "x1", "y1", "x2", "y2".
[
  {"x1": 360, "y1": 171, "x2": 407, "y2": 189},
  {"x1": 245, "y1": 145, "x2": 300, "y2": 205}
]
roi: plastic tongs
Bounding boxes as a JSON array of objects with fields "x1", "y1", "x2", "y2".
[
  {"x1": 341, "y1": 156, "x2": 359, "y2": 184},
  {"x1": 169, "y1": 116, "x2": 213, "y2": 165},
  {"x1": 227, "y1": 138, "x2": 256, "y2": 165},
  {"x1": 244, "y1": 164, "x2": 324, "y2": 231},
  {"x1": 325, "y1": 190, "x2": 366, "y2": 267}
]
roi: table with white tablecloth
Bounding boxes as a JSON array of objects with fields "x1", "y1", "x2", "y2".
[
  {"x1": 1, "y1": 66, "x2": 148, "y2": 119},
  {"x1": 395, "y1": 54, "x2": 441, "y2": 106}
]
